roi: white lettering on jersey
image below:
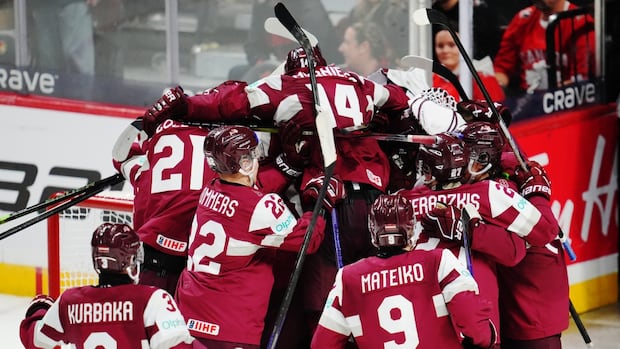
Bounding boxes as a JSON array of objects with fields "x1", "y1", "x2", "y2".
[
  {"x1": 410, "y1": 193, "x2": 481, "y2": 217},
  {"x1": 360, "y1": 263, "x2": 425, "y2": 293},
  {"x1": 198, "y1": 187, "x2": 239, "y2": 217},
  {"x1": 67, "y1": 301, "x2": 133, "y2": 324}
]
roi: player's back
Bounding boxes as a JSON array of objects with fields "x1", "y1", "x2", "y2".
[
  {"x1": 338, "y1": 249, "x2": 466, "y2": 349},
  {"x1": 133, "y1": 120, "x2": 216, "y2": 256},
  {"x1": 36, "y1": 284, "x2": 190, "y2": 348}
]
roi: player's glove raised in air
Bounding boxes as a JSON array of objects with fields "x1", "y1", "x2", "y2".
[
  {"x1": 513, "y1": 160, "x2": 552, "y2": 200},
  {"x1": 421, "y1": 203, "x2": 468, "y2": 243},
  {"x1": 457, "y1": 100, "x2": 512, "y2": 126},
  {"x1": 25, "y1": 294, "x2": 55, "y2": 318},
  {"x1": 275, "y1": 120, "x2": 315, "y2": 178},
  {"x1": 302, "y1": 175, "x2": 346, "y2": 212},
  {"x1": 142, "y1": 86, "x2": 188, "y2": 136}
]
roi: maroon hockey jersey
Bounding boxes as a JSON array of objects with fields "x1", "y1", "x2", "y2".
[
  {"x1": 311, "y1": 248, "x2": 496, "y2": 349},
  {"x1": 175, "y1": 179, "x2": 325, "y2": 345},
  {"x1": 181, "y1": 66, "x2": 411, "y2": 191},
  {"x1": 20, "y1": 284, "x2": 193, "y2": 348}
]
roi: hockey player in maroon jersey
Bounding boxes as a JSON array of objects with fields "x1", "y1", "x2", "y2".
[
  {"x1": 457, "y1": 121, "x2": 570, "y2": 349},
  {"x1": 311, "y1": 193, "x2": 498, "y2": 349},
  {"x1": 174, "y1": 125, "x2": 327, "y2": 349},
  {"x1": 113, "y1": 119, "x2": 217, "y2": 295},
  {"x1": 20, "y1": 223, "x2": 194, "y2": 349},
  {"x1": 398, "y1": 133, "x2": 532, "y2": 343},
  {"x1": 113, "y1": 115, "x2": 291, "y2": 295}
]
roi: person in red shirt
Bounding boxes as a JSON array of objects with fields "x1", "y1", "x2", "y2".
[
  {"x1": 494, "y1": 0, "x2": 594, "y2": 93},
  {"x1": 174, "y1": 125, "x2": 326, "y2": 349},
  {"x1": 311, "y1": 193, "x2": 498, "y2": 349},
  {"x1": 20, "y1": 223, "x2": 194, "y2": 349},
  {"x1": 434, "y1": 27, "x2": 505, "y2": 102}
]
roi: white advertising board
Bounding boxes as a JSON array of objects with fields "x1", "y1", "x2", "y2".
[{"x1": 0, "y1": 104, "x2": 133, "y2": 266}]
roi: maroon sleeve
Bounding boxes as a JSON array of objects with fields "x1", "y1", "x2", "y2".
[
  {"x1": 447, "y1": 294, "x2": 497, "y2": 348},
  {"x1": 19, "y1": 308, "x2": 47, "y2": 349},
  {"x1": 279, "y1": 211, "x2": 326, "y2": 254},
  {"x1": 471, "y1": 223, "x2": 527, "y2": 266},
  {"x1": 525, "y1": 195, "x2": 561, "y2": 246},
  {"x1": 184, "y1": 80, "x2": 252, "y2": 123}
]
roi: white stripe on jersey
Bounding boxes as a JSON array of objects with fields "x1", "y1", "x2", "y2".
[
  {"x1": 437, "y1": 249, "x2": 479, "y2": 302},
  {"x1": 273, "y1": 94, "x2": 303, "y2": 124},
  {"x1": 227, "y1": 237, "x2": 261, "y2": 256}
]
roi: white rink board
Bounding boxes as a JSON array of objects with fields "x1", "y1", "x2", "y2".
[{"x1": 0, "y1": 104, "x2": 133, "y2": 266}]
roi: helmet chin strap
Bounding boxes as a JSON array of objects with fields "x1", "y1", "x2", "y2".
[
  {"x1": 468, "y1": 159, "x2": 492, "y2": 178},
  {"x1": 127, "y1": 263, "x2": 140, "y2": 284},
  {"x1": 239, "y1": 158, "x2": 259, "y2": 186}
]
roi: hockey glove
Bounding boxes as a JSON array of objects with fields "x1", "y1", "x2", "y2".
[
  {"x1": 142, "y1": 86, "x2": 188, "y2": 136},
  {"x1": 25, "y1": 294, "x2": 55, "y2": 318},
  {"x1": 275, "y1": 120, "x2": 315, "y2": 178},
  {"x1": 513, "y1": 160, "x2": 551, "y2": 200},
  {"x1": 457, "y1": 100, "x2": 512, "y2": 126},
  {"x1": 302, "y1": 175, "x2": 346, "y2": 212},
  {"x1": 421, "y1": 203, "x2": 466, "y2": 243}
]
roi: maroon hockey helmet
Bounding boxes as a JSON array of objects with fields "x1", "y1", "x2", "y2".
[
  {"x1": 284, "y1": 45, "x2": 327, "y2": 73},
  {"x1": 203, "y1": 125, "x2": 261, "y2": 174},
  {"x1": 91, "y1": 223, "x2": 142, "y2": 279},
  {"x1": 368, "y1": 194, "x2": 415, "y2": 248},
  {"x1": 417, "y1": 132, "x2": 469, "y2": 188},
  {"x1": 457, "y1": 121, "x2": 505, "y2": 176}
]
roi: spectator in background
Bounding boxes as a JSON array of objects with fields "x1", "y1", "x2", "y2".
[
  {"x1": 336, "y1": 0, "x2": 409, "y2": 65},
  {"x1": 494, "y1": 0, "x2": 595, "y2": 94},
  {"x1": 230, "y1": 0, "x2": 339, "y2": 81},
  {"x1": 432, "y1": 0, "x2": 501, "y2": 60},
  {"x1": 29, "y1": 0, "x2": 95, "y2": 75},
  {"x1": 338, "y1": 21, "x2": 392, "y2": 77},
  {"x1": 434, "y1": 26, "x2": 505, "y2": 102}
]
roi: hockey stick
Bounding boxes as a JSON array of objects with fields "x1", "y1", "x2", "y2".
[
  {"x1": 400, "y1": 55, "x2": 470, "y2": 101},
  {"x1": 267, "y1": 3, "x2": 337, "y2": 349},
  {"x1": 0, "y1": 174, "x2": 124, "y2": 241},
  {"x1": 570, "y1": 300, "x2": 594, "y2": 348},
  {"x1": 460, "y1": 204, "x2": 478, "y2": 276},
  {"x1": 412, "y1": 12, "x2": 591, "y2": 343},
  {"x1": 413, "y1": 8, "x2": 527, "y2": 171},
  {"x1": 0, "y1": 173, "x2": 124, "y2": 226}
]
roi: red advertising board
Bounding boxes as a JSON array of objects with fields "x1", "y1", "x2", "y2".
[{"x1": 510, "y1": 104, "x2": 618, "y2": 264}]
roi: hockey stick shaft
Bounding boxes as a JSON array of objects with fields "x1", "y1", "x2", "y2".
[
  {"x1": 268, "y1": 4, "x2": 338, "y2": 349},
  {"x1": 401, "y1": 55, "x2": 469, "y2": 101},
  {"x1": 569, "y1": 299, "x2": 594, "y2": 347},
  {"x1": 0, "y1": 174, "x2": 124, "y2": 241},
  {"x1": 414, "y1": 8, "x2": 527, "y2": 171},
  {"x1": 0, "y1": 173, "x2": 124, "y2": 225}
]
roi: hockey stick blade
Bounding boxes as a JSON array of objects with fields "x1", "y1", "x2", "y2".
[
  {"x1": 264, "y1": 17, "x2": 319, "y2": 46},
  {"x1": 112, "y1": 118, "x2": 147, "y2": 162},
  {"x1": 413, "y1": 7, "x2": 527, "y2": 171},
  {"x1": 400, "y1": 55, "x2": 470, "y2": 101},
  {"x1": 460, "y1": 204, "x2": 478, "y2": 276},
  {"x1": 0, "y1": 173, "x2": 124, "y2": 226}
]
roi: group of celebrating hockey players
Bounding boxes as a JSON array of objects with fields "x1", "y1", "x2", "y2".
[{"x1": 19, "y1": 43, "x2": 568, "y2": 349}]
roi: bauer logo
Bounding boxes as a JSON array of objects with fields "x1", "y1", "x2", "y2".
[
  {"x1": 0, "y1": 67, "x2": 56, "y2": 94},
  {"x1": 187, "y1": 318, "x2": 220, "y2": 335}
]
